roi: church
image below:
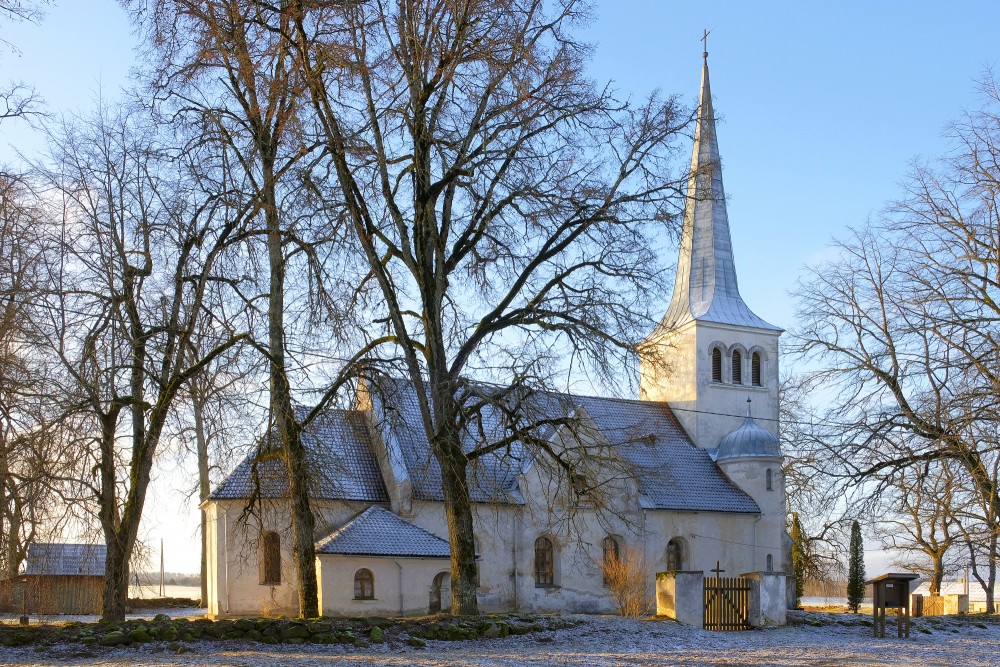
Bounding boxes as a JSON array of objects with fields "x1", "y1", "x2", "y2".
[{"x1": 202, "y1": 53, "x2": 788, "y2": 618}]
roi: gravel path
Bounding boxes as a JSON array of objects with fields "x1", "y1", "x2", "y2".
[{"x1": 1, "y1": 613, "x2": 997, "y2": 667}]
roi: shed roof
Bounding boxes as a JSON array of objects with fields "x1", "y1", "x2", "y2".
[
  {"x1": 315, "y1": 506, "x2": 450, "y2": 558},
  {"x1": 24, "y1": 543, "x2": 106, "y2": 576}
]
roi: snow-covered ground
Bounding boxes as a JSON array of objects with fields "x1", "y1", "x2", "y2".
[{"x1": 1, "y1": 612, "x2": 998, "y2": 666}]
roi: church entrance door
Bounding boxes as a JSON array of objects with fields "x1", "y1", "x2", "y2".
[{"x1": 429, "y1": 571, "x2": 451, "y2": 614}]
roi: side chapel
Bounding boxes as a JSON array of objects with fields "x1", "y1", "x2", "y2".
[{"x1": 203, "y1": 51, "x2": 789, "y2": 618}]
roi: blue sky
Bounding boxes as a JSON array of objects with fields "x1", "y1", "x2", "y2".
[{"x1": 4, "y1": 1, "x2": 998, "y2": 573}]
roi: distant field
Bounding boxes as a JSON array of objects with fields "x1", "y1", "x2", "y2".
[{"x1": 128, "y1": 584, "x2": 200, "y2": 600}]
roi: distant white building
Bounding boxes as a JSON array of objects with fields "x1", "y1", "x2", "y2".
[
  {"x1": 912, "y1": 579, "x2": 998, "y2": 613},
  {"x1": 202, "y1": 53, "x2": 789, "y2": 618}
]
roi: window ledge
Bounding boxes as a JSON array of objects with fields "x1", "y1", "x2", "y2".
[
  {"x1": 353, "y1": 597, "x2": 377, "y2": 602},
  {"x1": 259, "y1": 581, "x2": 281, "y2": 586},
  {"x1": 534, "y1": 584, "x2": 560, "y2": 590}
]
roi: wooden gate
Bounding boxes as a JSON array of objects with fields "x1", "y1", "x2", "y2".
[{"x1": 703, "y1": 574, "x2": 751, "y2": 631}]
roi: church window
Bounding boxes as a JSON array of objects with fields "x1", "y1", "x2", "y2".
[
  {"x1": 751, "y1": 352, "x2": 762, "y2": 386},
  {"x1": 711, "y1": 348, "x2": 722, "y2": 382},
  {"x1": 259, "y1": 531, "x2": 281, "y2": 585},
  {"x1": 602, "y1": 536, "x2": 621, "y2": 587},
  {"x1": 354, "y1": 568, "x2": 375, "y2": 599},
  {"x1": 766, "y1": 554, "x2": 773, "y2": 572},
  {"x1": 571, "y1": 473, "x2": 589, "y2": 498},
  {"x1": 534, "y1": 537, "x2": 555, "y2": 586},
  {"x1": 666, "y1": 538, "x2": 684, "y2": 571},
  {"x1": 732, "y1": 350, "x2": 743, "y2": 384},
  {"x1": 766, "y1": 468, "x2": 773, "y2": 491}
]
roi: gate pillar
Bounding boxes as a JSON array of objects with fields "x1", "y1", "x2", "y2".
[
  {"x1": 656, "y1": 570, "x2": 704, "y2": 627},
  {"x1": 741, "y1": 571, "x2": 787, "y2": 627}
]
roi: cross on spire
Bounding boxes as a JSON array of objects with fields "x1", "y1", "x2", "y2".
[{"x1": 701, "y1": 29, "x2": 710, "y2": 60}]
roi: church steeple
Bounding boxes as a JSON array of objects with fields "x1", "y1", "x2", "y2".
[{"x1": 657, "y1": 51, "x2": 779, "y2": 332}]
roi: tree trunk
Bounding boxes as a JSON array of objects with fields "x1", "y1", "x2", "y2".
[
  {"x1": 102, "y1": 532, "x2": 130, "y2": 622},
  {"x1": 987, "y1": 532, "x2": 997, "y2": 614},
  {"x1": 193, "y1": 391, "x2": 210, "y2": 607},
  {"x1": 263, "y1": 156, "x2": 318, "y2": 618},
  {"x1": 435, "y1": 442, "x2": 479, "y2": 615},
  {"x1": 930, "y1": 557, "x2": 944, "y2": 595}
]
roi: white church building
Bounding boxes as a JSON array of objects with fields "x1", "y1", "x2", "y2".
[{"x1": 203, "y1": 53, "x2": 789, "y2": 618}]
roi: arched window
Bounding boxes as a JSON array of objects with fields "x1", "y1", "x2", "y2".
[
  {"x1": 711, "y1": 348, "x2": 722, "y2": 382},
  {"x1": 602, "y1": 536, "x2": 620, "y2": 586},
  {"x1": 354, "y1": 568, "x2": 375, "y2": 599},
  {"x1": 534, "y1": 537, "x2": 554, "y2": 586},
  {"x1": 751, "y1": 352, "x2": 762, "y2": 386},
  {"x1": 766, "y1": 468, "x2": 773, "y2": 491},
  {"x1": 260, "y1": 531, "x2": 281, "y2": 585},
  {"x1": 766, "y1": 554, "x2": 773, "y2": 572},
  {"x1": 666, "y1": 538, "x2": 684, "y2": 571},
  {"x1": 732, "y1": 350, "x2": 743, "y2": 385}
]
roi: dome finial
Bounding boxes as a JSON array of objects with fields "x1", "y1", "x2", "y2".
[{"x1": 701, "y1": 28, "x2": 710, "y2": 62}]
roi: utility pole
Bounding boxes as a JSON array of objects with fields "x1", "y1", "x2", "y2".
[{"x1": 160, "y1": 538, "x2": 164, "y2": 598}]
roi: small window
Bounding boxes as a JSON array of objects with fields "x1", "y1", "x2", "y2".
[
  {"x1": 766, "y1": 554, "x2": 773, "y2": 572},
  {"x1": 354, "y1": 568, "x2": 375, "y2": 599},
  {"x1": 732, "y1": 350, "x2": 742, "y2": 385},
  {"x1": 751, "y1": 352, "x2": 762, "y2": 386},
  {"x1": 534, "y1": 537, "x2": 554, "y2": 586},
  {"x1": 602, "y1": 536, "x2": 620, "y2": 586},
  {"x1": 666, "y1": 538, "x2": 684, "y2": 571},
  {"x1": 766, "y1": 468, "x2": 773, "y2": 491},
  {"x1": 571, "y1": 473, "x2": 588, "y2": 499},
  {"x1": 711, "y1": 348, "x2": 722, "y2": 382},
  {"x1": 260, "y1": 531, "x2": 281, "y2": 585}
]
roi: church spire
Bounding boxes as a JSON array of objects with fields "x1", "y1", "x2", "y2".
[{"x1": 657, "y1": 49, "x2": 779, "y2": 332}]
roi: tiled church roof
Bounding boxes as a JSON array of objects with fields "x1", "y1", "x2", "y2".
[
  {"x1": 208, "y1": 379, "x2": 759, "y2": 515},
  {"x1": 209, "y1": 408, "x2": 389, "y2": 502},
  {"x1": 314, "y1": 506, "x2": 450, "y2": 558},
  {"x1": 370, "y1": 377, "x2": 527, "y2": 505}
]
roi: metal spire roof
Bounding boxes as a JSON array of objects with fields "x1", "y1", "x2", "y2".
[
  {"x1": 657, "y1": 51, "x2": 780, "y2": 332},
  {"x1": 717, "y1": 398, "x2": 782, "y2": 460}
]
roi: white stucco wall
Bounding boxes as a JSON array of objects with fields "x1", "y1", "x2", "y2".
[
  {"x1": 204, "y1": 498, "x2": 379, "y2": 617},
  {"x1": 316, "y1": 554, "x2": 452, "y2": 617},
  {"x1": 640, "y1": 320, "x2": 780, "y2": 451}
]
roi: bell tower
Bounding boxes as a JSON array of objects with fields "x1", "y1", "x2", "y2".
[{"x1": 639, "y1": 48, "x2": 782, "y2": 450}]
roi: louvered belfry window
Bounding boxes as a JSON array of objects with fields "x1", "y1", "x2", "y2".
[
  {"x1": 732, "y1": 350, "x2": 743, "y2": 384},
  {"x1": 534, "y1": 537, "x2": 554, "y2": 586},
  {"x1": 711, "y1": 348, "x2": 722, "y2": 382},
  {"x1": 751, "y1": 352, "x2": 762, "y2": 386}
]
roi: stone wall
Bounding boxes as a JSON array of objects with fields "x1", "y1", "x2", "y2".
[{"x1": 655, "y1": 570, "x2": 704, "y2": 627}]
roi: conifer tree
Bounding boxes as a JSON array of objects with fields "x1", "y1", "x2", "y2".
[
  {"x1": 790, "y1": 513, "x2": 806, "y2": 608},
  {"x1": 847, "y1": 520, "x2": 866, "y2": 613}
]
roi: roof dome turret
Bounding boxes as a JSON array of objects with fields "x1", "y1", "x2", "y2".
[{"x1": 717, "y1": 399, "x2": 781, "y2": 460}]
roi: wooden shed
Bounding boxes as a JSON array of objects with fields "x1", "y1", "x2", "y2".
[{"x1": 0, "y1": 543, "x2": 106, "y2": 615}]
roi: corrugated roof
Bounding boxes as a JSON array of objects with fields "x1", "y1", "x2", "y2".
[
  {"x1": 315, "y1": 506, "x2": 450, "y2": 558},
  {"x1": 25, "y1": 543, "x2": 106, "y2": 576},
  {"x1": 210, "y1": 408, "x2": 389, "y2": 502}
]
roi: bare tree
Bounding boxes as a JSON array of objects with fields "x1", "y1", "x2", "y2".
[
  {"x1": 0, "y1": 174, "x2": 67, "y2": 579},
  {"x1": 122, "y1": 0, "x2": 336, "y2": 617},
  {"x1": 37, "y1": 102, "x2": 250, "y2": 620},
  {"x1": 284, "y1": 0, "x2": 689, "y2": 615},
  {"x1": 874, "y1": 460, "x2": 960, "y2": 594},
  {"x1": 793, "y1": 75, "x2": 1000, "y2": 612}
]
